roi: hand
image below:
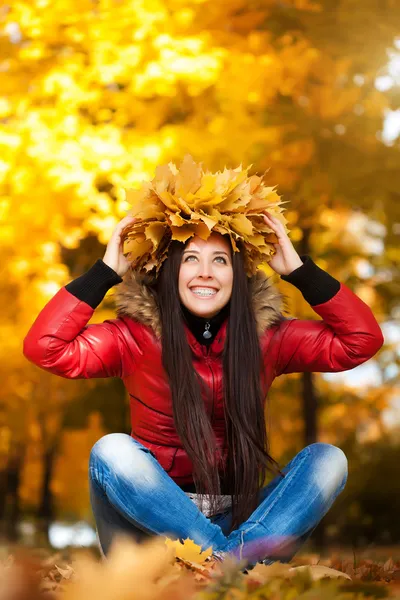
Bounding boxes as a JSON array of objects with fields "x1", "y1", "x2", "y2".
[
  {"x1": 103, "y1": 215, "x2": 140, "y2": 278},
  {"x1": 263, "y1": 211, "x2": 303, "y2": 276}
]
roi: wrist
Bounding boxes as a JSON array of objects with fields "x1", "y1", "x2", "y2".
[
  {"x1": 281, "y1": 255, "x2": 341, "y2": 306},
  {"x1": 284, "y1": 258, "x2": 304, "y2": 276},
  {"x1": 65, "y1": 259, "x2": 123, "y2": 309},
  {"x1": 102, "y1": 256, "x2": 119, "y2": 277}
]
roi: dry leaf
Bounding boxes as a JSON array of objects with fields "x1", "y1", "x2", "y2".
[{"x1": 54, "y1": 564, "x2": 75, "y2": 580}]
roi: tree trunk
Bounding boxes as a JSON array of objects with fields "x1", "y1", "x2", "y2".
[
  {"x1": 298, "y1": 225, "x2": 319, "y2": 446},
  {"x1": 37, "y1": 447, "x2": 56, "y2": 544},
  {"x1": 5, "y1": 453, "x2": 23, "y2": 542},
  {"x1": 0, "y1": 445, "x2": 25, "y2": 542},
  {"x1": 0, "y1": 470, "x2": 7, "y2": 521},
  {"x1": 302, "y1": 371, "x2": 318, "y2": 445}
]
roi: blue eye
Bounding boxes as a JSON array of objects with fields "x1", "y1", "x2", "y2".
[{"x1": 184, "y1": 255, "x2": 227, "y2": 264}]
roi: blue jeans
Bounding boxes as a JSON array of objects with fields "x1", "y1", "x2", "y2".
[{"x1": 89, "y1": 434, "x2": 348, "y2": 569}]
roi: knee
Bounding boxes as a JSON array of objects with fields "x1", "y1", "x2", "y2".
[
  {"x1": 89, "y1": 433, "x2": 134, "y2": 471},
  {"x1": 89, "y1": 433, "x2": 158, "y2": 486},
  {"x1": 307, "y1": 442, "x2": 348, "y2": 489}
]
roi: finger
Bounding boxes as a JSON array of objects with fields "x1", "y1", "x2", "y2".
[
  {"x1": 120, "y1": 215, "x2": 139, "y2": 226},
  {"x1": 269, "y1": 213, "x2": 285, "y2": 230},
  {"x1": 265, "y1": 210, "x2": 280, "y2": 220},
  {"x1": 265, "y1": 211, "x2": 281, "y2": 225},
  {"x1": 264, "y1": 212, "x2": 287, "y2": 237},
  {"x1": 117, "y1": 216, "x2": 140, "y2": 235},
  {"x1": 264, "y1": 211, "x2": 278, "y2": 221},
  {"x1": 263, "y1": 212, "x2": 277, "y2": 229},
  {"x1": 266, "y1": 223, "x2": 286, "y2": 244}
]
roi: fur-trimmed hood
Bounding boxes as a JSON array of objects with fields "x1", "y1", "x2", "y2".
[{"x1": 114, "y1": 269, "x2": 288, "y2": 339}]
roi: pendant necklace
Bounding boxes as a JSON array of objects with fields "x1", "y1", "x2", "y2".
[{"x1": 203, "y1": 321, "x2": 212, "y2": 339}]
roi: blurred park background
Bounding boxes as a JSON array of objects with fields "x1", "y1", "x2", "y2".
[{"x1": 0, "y1": 0, "x2": 399, "y2": 555}]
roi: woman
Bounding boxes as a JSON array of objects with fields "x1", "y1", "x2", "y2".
[{"x1": 23, "y1": 204, "x2": 384, "y2": 573}]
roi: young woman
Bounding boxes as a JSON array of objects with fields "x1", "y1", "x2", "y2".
[{"x1": 23, "y1": 211, "x2": 384, "y2": 571}]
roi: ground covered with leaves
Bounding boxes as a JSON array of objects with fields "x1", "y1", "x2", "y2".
[{"x1": 1, "y1": 537, "x2": 400, "y2": 600}]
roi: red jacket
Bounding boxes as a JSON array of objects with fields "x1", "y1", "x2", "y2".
[{"x1": 23, "y1": 260, "x2": 384, "y2": 485}]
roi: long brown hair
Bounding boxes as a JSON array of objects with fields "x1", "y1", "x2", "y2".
[{"x1": 155, "y1": 235, "x2": 284, "y2": 534}]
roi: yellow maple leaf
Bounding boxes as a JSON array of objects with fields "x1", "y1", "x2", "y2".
[{"x1": 164, "y1": 537, "x2": 213, "y2": 564}]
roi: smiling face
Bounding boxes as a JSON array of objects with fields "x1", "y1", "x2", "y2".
[{"x1": 178, "y1": 232, "x2": 233, "y2": 318}]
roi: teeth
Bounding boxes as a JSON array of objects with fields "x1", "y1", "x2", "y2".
[
  {"x1": 191, "y1": 288, "x2": 217, "y2": 296},
  {"x1": 193, "y1": 292, "x2": 215, "y2": 296}
]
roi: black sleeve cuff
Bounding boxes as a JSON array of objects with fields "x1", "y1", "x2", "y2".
[
  {"x1": 280, "y1": 254, "x2": 341, "y2": 306},
  {"x1": 65, "y1": 259, "x2": 123, "y2": 309}
]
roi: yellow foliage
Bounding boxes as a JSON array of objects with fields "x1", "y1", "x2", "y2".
[{"x1": 0, "y1": 0, "x2": 395, "y2": 525}]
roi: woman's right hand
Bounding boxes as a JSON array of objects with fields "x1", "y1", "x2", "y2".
[{"x1": 102, "y1": 215, "x2": 140, "y2": 278}]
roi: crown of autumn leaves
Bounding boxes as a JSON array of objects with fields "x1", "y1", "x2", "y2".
[{"x1": 120, "y1": 154, "x2": 290, "y2": 277}]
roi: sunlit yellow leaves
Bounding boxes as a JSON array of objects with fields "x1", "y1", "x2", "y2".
[
  {"x1": 0, "y1": 98, "x2": 12, "y2": 119},
  {"x1": 353, "y1": 284, "x2": 378, "y2": 307},
  {"x1": 362, "y1": 89, "x2": 391, "y2": 118},
  {"x1": 310, "y1": 86, "x2": 362, "y2": 120}
]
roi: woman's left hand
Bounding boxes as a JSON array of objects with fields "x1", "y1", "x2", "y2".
[{"x1": 263, "y1": 211, "x2": 304, "y2": 276}]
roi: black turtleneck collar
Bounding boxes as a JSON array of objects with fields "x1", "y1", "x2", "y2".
[{"x1": 180, "y1": 300, "x2": 231, "y2": 346}]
